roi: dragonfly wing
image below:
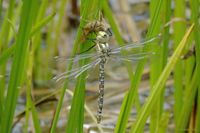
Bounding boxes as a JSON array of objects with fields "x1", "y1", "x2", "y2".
[
  {"x1": 110, "y1": 52, "x2": 154, "y2": 62},
  {"x1": 110, "y1": 34, "x2": 161, "y2": 54},
  {"x1": 54, "y1": 52, "x2": 99, "y2": 63},
  {"x1": 53, "y1": 58, "x2": 101, "y2": 82}
]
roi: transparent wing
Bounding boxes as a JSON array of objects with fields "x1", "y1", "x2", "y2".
[
  {"x1": 110, "y1": 34, "x2": 161, "y2": 54},
  {"x1": 54, "y1": 52, "x2": 100, "y2": 63},
  {"x1": 53, "y1": 58, "x2": 101, "y2": 82},
  {"x1": 109, "y1": 52, "x2": 154, "y2": 62}
]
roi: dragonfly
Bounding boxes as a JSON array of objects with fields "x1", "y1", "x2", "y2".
[{"x1": 53, "y1": 30, "x2": 161, "y2": 123}]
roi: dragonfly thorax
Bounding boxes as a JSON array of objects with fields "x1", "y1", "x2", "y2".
[{"x1": 96, "y1": 31, "x2": 111, "y2": 55}]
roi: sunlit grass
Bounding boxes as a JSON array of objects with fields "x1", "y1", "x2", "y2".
[{"x1": 0, "y1": 0, "x2": 199, "y2": 132}]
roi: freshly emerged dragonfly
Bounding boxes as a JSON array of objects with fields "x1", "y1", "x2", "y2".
[{"x1": 53, "y1": 30, "x2": 161, "y2": 123}]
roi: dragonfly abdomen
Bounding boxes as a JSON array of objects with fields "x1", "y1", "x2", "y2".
[{"x1": 97, "y1": 57, "x2": 106, "y2": 123}]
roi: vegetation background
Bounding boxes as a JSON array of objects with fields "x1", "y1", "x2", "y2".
[{"x1": 0, "y1": 0, "x2": 199, "y2": 133}]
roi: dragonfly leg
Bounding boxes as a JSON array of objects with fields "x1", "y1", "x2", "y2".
[
  {"x1": 78, "y1": 44, "x2": 96, "y2": 54},
  {"x1": 107, "y1": 28, "x2": 112, "y2": 36}
]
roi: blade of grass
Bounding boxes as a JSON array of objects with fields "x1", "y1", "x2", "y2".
[
  {"x1": 0, "y1": 0, "x2": 15, "y2": 49},
  {"x1": 0, "y1": 0, "x2": 2, "y2": 21},
  {"x1": 173, "y1": 0, "x2": 186, "y2": 127},
  {"x1": 161, "y1": 0, "x2": 171, "y2": 76},
  {"x1": 25, "y1": 41, "x2": 42, "y2": 133},
  {"x1": 130, "y1": 24, "x2": 194, "y2": 133},
  {"x1": 0, "y1": 0, "x2": 15, "y2": 125},
  {"x1": 157, "y1": 112, "x2": 170, "y2": 133},
  {"x1": 196, "y1": 88, "x2": 200, "y2": 132},
  {"x1": 103, "y1": 0, "x2": 144, "y2": 112},
  {"x1": 149, "y1": 0, "x2": 164, "y2": 132},
  {"x1": 31, "y1": 12, "x2": 56, "y2": 37},
  {"x1": 65, "y1": 1, "x2": 102, "y2": 132},
  {"x1": 1, "y1": 0, "x2": 39, "y2": 132},
  {"x1": 176, "y1": 0, "x2": 200, "y2": 131},
  {"x1": 24, "y1": 43, "x2": 31, "y2": 133},
  {"x1": 0, "y1": 12, "x2": 56, "y2": 66},
  {"x1": 102, "y1": 0, "x2": 135, "y2": 78},
  {"x1": 24, "y1": 1, "x2": 54, "y2": 132},
  {"x1": 176, "y1": 60, "x2": 200, "y2": 133},
  {"x1": 30, "y1": 98, "x2": 42, "y2": 133},
  {"x1": 66, "y1": 89, "x2": 104, "y2": 132},
  {"x1": 39, "y1": 0, "x2": 68, "y2": 81},
  {"x1": 8, "y1": 1, "x2": 22, "y2": 42},
  {"x1": 190, "y1": 0, "x2": 200, "y2": 132},
  {"x1": 114, "y1": 0, "x2": 163, "y2": 132},
  {"x1": 50, "y1": 0, "x2": 101, "y2": 132},
  {"x1": 153, "y1": 0, "x2": 172, "y2": 132}
]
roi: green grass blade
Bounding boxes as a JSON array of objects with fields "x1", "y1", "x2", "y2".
[
  {"x1": 1, "y1": 0, "x2": 39, "y2": 132},
  {"x1": 0, "y1": 0, "x2": 15, "y2": 125},
  {"x1": 176, "y1": 62, "x2": 200, "y2": 132},
  {"x1": 173, "y1": 0, "x2": 186, "y2": 126},
  {"x1": 51, "y1": 0, "x2": 101, "y2": 132},
  {"x1": 157, "y1": 112, "x2": 170, "y2": 133},
  {"x1": 65, "y1": 1, "x2": 102, "y2": 132},
  {"x1": 0, "y1": 0, "x2": 2, "y2": 21},
  {"x1": 151, "y1": 1, "x2": 171, "y2": 132},
  {"x1": 31, "y1": 99, "x2": 42, "y2": 133},
  {"x1": 114, "y1": 0, "x2": 163, "y2": 132},
  {"x1": 130, "y1": 24, "x2": 194, "y2": 133},
  {"x1": 30, "y1": 12, "x2": 56, "y2": 37},
  {"x1": 0, "y1": 12, "x2": 56, "y2": 66},
  {"x1": 175, "y1": 0, "x2": 200, "y2": 131},
  {"x1": 149, "y1": 0, "x2": 165, "y2": 132},
  {"x1": 0, "y1": 45, "x2": 15, "y2": 66},
  {"x1": 24, "y1": 41, "x2": 42, "y2": 132},
  {"x1": 196, "y1": 88, "x2": 200, "y2": 132},
  {"x1": 102, "y1": 0, "x2": 134, "y2": 78}
]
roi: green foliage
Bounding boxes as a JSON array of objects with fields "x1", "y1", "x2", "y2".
[{"x1": 0, "y1": 0, "x2": 199, "y2": 132}]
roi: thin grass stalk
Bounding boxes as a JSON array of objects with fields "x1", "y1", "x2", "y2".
[
  {"x1": 66, "y1": 89, "x2": 104, "y2": 132},
  {"x1": 0, "y1": 0, "x2": 15, "y2": 49},
  {"x1": 0, "y1": 12, "x2": 56, "y2": 66},
  {"x1": 25, "y1": 41, "x2": 42, "y2": 132},
  {"x1": 103, "y1": 0, "x2": 143, "y2": 111},
  {"x1": 30, "y1": 98, "x2": 42, "y2": 133},
  {"x1": 190, "y1": 0, "x2": 200, "y2": 132},
  {"x1": 35, "y1": 0, "x2": 56, "y2": 81},
  {"x1": 1, "y1": 0, "x2": 39, "y2": 132},
  {"x1": 43, "y1": 0, "x2": 68, "y2": 80},
  {"x1": 0, "y1": 13, "x2": 54, "y2": 127},
  {"x1": 175, "y1": 0, "x2": 200, "y2": 132},
  {"x1": 149, "y1": 0, "x2": 163, "y2": 132},
  {"x1": 102, "y1": 1, "x2": 141, "y2": 131},
  {"x1": 102, "y1": 0, "x2": 134, "y2": 78},
  {"x1": 32, "y1": 0, "x2": 49, "y2": 85},
  {"x1": 173, "y1": 0, "x2": 186, "y2": 126},
  {"x1": 0, "y1": 0, "x2": 2, "y2": 21},
  {"x1": 65, "y1": 1, "x2": 102, "y2": 132},
  {"x1": 176, "y1": 61, "x2": 200, "y2": 132},
  {"x1": 102, "y1": 0, "x2": 143, "y2": 113},
  {"x1": 24, "y1": 43, "x2": 31, "y2": 132},
  {"x1": 0, "y1": 0, "x2": 15, "y2": 125},
  {"x1": 8, "y1": 1, "x2": 22, "y2": 41},
  {"x1": 154, "y1": 0, "x2": 172, "y2": 131},
  {"x1": 24, "y1": 1, "x2": 50, "y2": 131},
  {"x1": 196, "y1": 89, "x2": 200, "y2": 132},
  {"x1": 114, "y1": 1, "x2": 163, "y2": 132},
  {"x1": 103, "y1": 1, "x2": 146, "y2": 113},
  {"x1": 130, "y1": 24, "x2": 194, "y2": 133},
  {"x1": 157, "y1": 112, "x2": 170, "y2": 133},
  {"x1": 50, "y1": 0, "x2": 101, "y2": 132}
]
